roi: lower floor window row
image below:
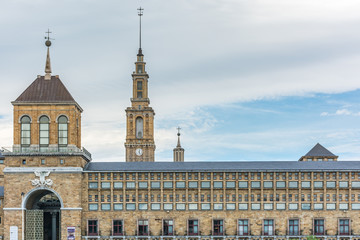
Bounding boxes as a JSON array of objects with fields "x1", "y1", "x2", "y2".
[
  {"x1": 89, "y1": 202, "x2": 358, "y2": 211},
  {"x1": 86, "y1": 218, "x2": 351, "y2": 236}
]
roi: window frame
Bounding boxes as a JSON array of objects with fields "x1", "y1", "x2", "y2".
[
  {"x1": 112, "y1": 219, "x2": 123, "y2": 236},
  {"x1": 137, "y1": 219, "x2": 149, "y2": 236},
  {"x1": 238, "y1": 219, "x2": 249, "y2": 236},
  {"x1": 163, "y1": 219, "x2": 174, "y2": 236},
  {"x1": 263, "y1": 219, "x2": 274, "y2": 236},
  {"x1": 88, "y1": 219, "x2": 98, "y2": 236},
  {"x1": 288, "y1": 219, "x2": 299, "y2": 236},
  {"x1": 339, "y1": 219, "x2": 350, "y2": 235},
  {"x1": 314, "y1": 219, "x2": 325, "y2": 235},
  {"x1": 58, "y1": 115, "x2": 68, "y2": 149},
  {"x1": 188, "y1": 219, "x2": 199, "y2": 236},
  {"x1": 213, "y1": 219, "x2": 224, "y2": 236}
]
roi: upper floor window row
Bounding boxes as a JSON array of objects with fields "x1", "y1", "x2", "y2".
[{"x1": 20, "y1": 115, "x2": 69, "y2": 148}]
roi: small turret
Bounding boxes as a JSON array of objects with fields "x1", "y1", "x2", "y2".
[{"x1": 173, "y1": 127, "x2": 184, "y2": 162}]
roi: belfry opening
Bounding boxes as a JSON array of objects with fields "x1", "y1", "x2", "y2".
[{"x1": 24, "y1": 189, "x2": 61, "y2": 240}]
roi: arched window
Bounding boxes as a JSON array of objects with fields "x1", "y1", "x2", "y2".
[
  {"x1": 58, "y1": 116, "x2": 68, "y2": 149},
  {"x1": 136, "y1": 117, "x2": 143, "y2": 139},
  {"x1": 20, "y1": 116, "x2": 31, "y2": 150},
  {"x1": 39, "y1": 116, "x2": 50, "y2": 151}
]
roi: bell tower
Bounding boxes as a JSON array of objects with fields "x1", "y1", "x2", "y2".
[{"x1": 125, "y1": 7, "x2": 156, "y2": 162}]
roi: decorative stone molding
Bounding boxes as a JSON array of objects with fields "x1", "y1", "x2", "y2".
[{"x1": 31, "y1": 171, "x2": 53, "y2": 187}]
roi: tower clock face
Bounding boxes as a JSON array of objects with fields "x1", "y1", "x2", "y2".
[{"x1": 135, "y1": 148, "x2": 143, "y2": 156}]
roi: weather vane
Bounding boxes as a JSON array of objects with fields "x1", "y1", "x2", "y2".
[{"x1": 44, "y1": 29, "x2": 54, "y2": 47}]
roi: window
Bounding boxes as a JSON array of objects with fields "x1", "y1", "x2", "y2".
[
  {"x1": 89, "y1": 204, "x2": 98, "y2": 211},
  {"x1": 101, "y1": 203, "x2": 110, "y2": 211},
  {"x1": 264, "y1": 203, "x2": 273, "y2": 210},
  {"x1": 138, "y1": 220, "x2": 149, "y2": 236},
  {"x1": 214, "y1": 203, "x2": 223, "y2": 210},
  {"x1": 238, "y1": 219, "x2": 249, "y2": 235},
  {"x1": 162, "y1": 181, "x2": 173, "y2": 189},
  {"x1": 214, "y1": 181, "x2": 223, "y2": 188},
  {"x1": 139, "y1": 203, "x2": 148, "y2": 210},
  {"x1": 114, "y1": 182, "x2": 123, "y2": 189},
  {"x1": 137, "y1": 81, "x2": 143, "y2": 90},
  {"x1": 251, "y1": 203, "x2": 260, "y2": 210},
  {"x1": 126, "y1": 182, "x2": 135, "y2": 189},
  {"x1": 238, "y1": 182, "x2": 248, "y2": 188},
  {"x1": 113, "y1": 203, "x2": 123, "y2": 211},
  {"x1": 326, "y1": 203, "x2": 336, "y2": 210},
  {"x1": 20, "y1": 116, "x2": 31, "y2": 149},
  {"x1": 41, "y1": 159, "x2": 45, "y2": 165},
  {"x1": 276, "y1": 181, "x2": 285, "y2": 188},
  {"x1": 189, "y1": 204, "x2": 198, "y2": 210},
  {"x1": 136, "y1": 117, "x2": 143, "y2": 139},
  {"x1": 239, "y1": 203, "x2": 248, "y2": 210},
  {"x1": 339, "y1": 219, "x2": 350, "y2": 235},
  {"x1": 301, "y1": 181, "x2": 311, "y2": 188},
  {"x1": 288, "y1": 219, "x2": 299, "y2": 235},
  {"x1": 151, "y1": 203, "x2": 161, "y2": 210},
  {"x1": 326, "y1": 181, "x2": 336, "y2": 188},
  {"x1": 314, "y1": 203, "x2": 323, "y2": 210},
  {"x1": 151, "y1": 181, "x2": 160, "y2": 189},
  {"x1": 126, "y1": 203, "x2": 136, "y2": 210},
  {"x1": 188, "y1": 220, "x2": 199, "y2": 235},
  {"x1": 339, "y1": 203, "x2": 349, "y2": 210},
  {"x1": 113, "y1": 220, "x2": 123, "y2": 236},
  {"x1": 314, "y1": 181, "x2": 323, "y2": 188},
  {"x1": 89, "y1": 182, "x2": 98, "y2": 189},
  {"x1": 352, "y1": 203, "x2": 360, "y2": 210},
  {"x1": 352, "y1": 181, "x2": 360, "y2": 188},
  {"x1": 188, "y1": 181, "x2": 198, "y2": 188},
  {"x1": 301, "y1": 203, "x2": 311, "y2": 210},
  {"x1": 101, "y1": 182, "x2": 110, "y2": 189},
  {"x1": 339, "y1": 181, "x2": 349, "y2": 188},
  {"x1": 88, "y1": 220, "x2": 98, "y2": 236},
  {"x1": 176, "y1": 181, "x2": 185, "y2": 188},
  {"x1": 58, "y1": 116, "x2": 68, "y2": 149},
  {"x1": 163, "y1": 220, "x2": 173, "y2": 236},
  {"x1": 201, "y1": 181, "x2": 210, "y2": 188},
  {"x1": 60, "y1": 159, "x2": 64, "y2": 165},
  {"x1": 39, "y1": 116, "x2": 49, "y2": 151},
  {"x1": 139, "y1": 182, "x2": 148, "y2": 189},
  {"x1": 137, "y1": 91, "x2": 143, "y2": 98},
  {"x1": 289, "y1": 181, "x2": 298, "y2": 188},
  {"x1": 263, "y1": 219, "x2": 274, "y2": 235},
  {"x1": 263, "y1": 181, "x2": 273, "y2": 188},
  {"x1": 276, "y1": 203, "x2": 286, "y2": 210},
  {"x1": 289, "y1": 203, "x2": 298, "y2": 210},
  {"x1": 314, "y1": 219, "x2": 324, "y2": 235},
  {"x1": 213, "y1": 220, "x2": 224, "y2": 235},
  {"x1": 226, "y1": 203, "x2": 236, "y2": 210},
  {"x1": 226, "y1": 181, "x2": 236, "y2": 188},
  {"x1": 176, "y1": 203, "x2": 185, "y2": 210},
  {"x1": 201, "y1": 203, "x2": 210, "y2": 210},
  {"x1": 251, "y1": 181, "x2": 261, "y2": 188}
]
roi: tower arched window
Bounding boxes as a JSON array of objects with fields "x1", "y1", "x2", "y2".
[
  {"x1": 39, "y1": 116, "x2": 50, "y2": 151},
  {"x1": 20, "y1": 116, "x2": 31, "y2": 151},
  {"x1": 58, "y1": 116, "x2": 68, "y2": 150},
  {"x1": 136, "y1": 117, "x2": 144, "y2": 139}
]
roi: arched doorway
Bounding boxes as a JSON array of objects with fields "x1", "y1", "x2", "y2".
[{"x1": 24, "y1": 189, "x2": 61, "y2": 240}]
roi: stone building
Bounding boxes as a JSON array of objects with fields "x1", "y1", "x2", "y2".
[{"x1": 1, "y1": 14, "x2": 360, "y2": 240}]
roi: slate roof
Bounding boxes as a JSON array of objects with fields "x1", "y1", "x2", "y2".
[
  {"x1": 304, "y1": 143, "x2": 336, "y2": 157},
  {"x1": 84, "y1": 161, "x2": 360, "y2": 172},
  {"x1": 0, "y1": 186, "x2": 4, "y2": 197},
  {"x1": 12, "y1": 76, "x2": 82, "y2": 110}
]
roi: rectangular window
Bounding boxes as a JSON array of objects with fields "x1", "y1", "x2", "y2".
[
  {"x1": 151, "y1": 203, "x2": 161, "y2": 210},
  {"x1": 226, "y1": 203, "x2": 236, "y2": 210},
  {"x1": 264, "y1": 203, "x2": 273, "y2": 210},
  {"x1": 326, "y1": 181, "x2": 336, "y2": 188},
  {"x1": 101, "y1": 203, "x2": 110, "y2": 211},
  {"x1": 352, "y1": 203, "x2": 360, "y2": 210},
  {"x1": 139, "y1": 203, "x2": 148, "y2": 210},
  {"x1": 137, "y1": 81, "x2": 143, "y2": 90},
  {"x1": 126, "y1": 182, "x2": 136, "y2": 189},
  {"x1": 339, "y1": 203, "x2": 349, "y2": 210},
  {"x1": 214, "y1": 181, "x2": 223, "y2": 188},
  {"x1": 189, "y1": 181, "x2": 198, "y2": 188},
  {"x1": 89, "y1": 204, "x2": 98, "y2": 211},
  {"x1": 263, "y1": 181, "x2": 273, "y2": 188},
  {"x1": 251, "y1": 181, "x2": 261, "y2": 188},
  {"x1": 276, "y1": 203, "x2": 286, "y2": 210},
  {"x1": 251, "y1": 203, "x2": 260, "y2": 210},
  {"x1": 314, "y1": 219, "x2": 325, "y2": 235},
  {"x1": 201, "y1": 181, "x2": 211, "y2": 188},
  {"x1": 226, "y1": 181, "x2": 236, "y2": 188},
  {"x1": 188, "y1": 220, "x2": 199, "y2": 235},
  {"x1": 213, "y1": 220, "x2": 224, "y2": 235},
  {"x1": 163, "y1": 181, "x2": 173, "y2": 188},
  {"x1": 276, "y1": 181, "x2": 285, "y2": 188},
  {"x1": 352, "y1": 181, "x2": 360, "y2": 188},
  {"x1": 314, "y1": 203, "x2": 323, "y2": 210},
  {"x1": 138, "y1": 182, "x2": 148, "y2": 189},
  {"x1": 301, "y1": 181, "x2": 311, "y2": 188},
  {"x1": 101, "y1": 182, "x2": 111, "y2": 189},
  {"x1": 113, "y1": 203, "x2": 123, "y2": 211},
  {"x1": 289, "y1": 181, "x2": 298, "y2": 188},
  {"x1": 238, "y1": 182, "x2": 248, "y2": 188},
  {"x1": 126, "y1": 203, "x2": 136, "y2": 210},
  {"x1": 339, "y1": 181, "x2": 349, "y2": 188},
  {"x1": 176, "y1": 181, "x2": 185, "y2": 188},
  {"x1": 88, "y1": 220, "x2": 98, "y2": 236},
  {"x1": 113, "y1": 220, "x2": 123, "y2": 236},
  {"x1": 113, "y1": 182, "x2": 123, "y2": 189},
  {"x1": 163, "y1": 220, "x2": 174, "y2": 236},
  {"x1": 176, "y1": 203, "x2": 185, "y2": 210},
  {"x1": 238, "y1": 219, "x2": 249, "y2": 236},
  {"x1": 339, "y1": 219, "x2": 350, "y2": 235},
  {"x1": 289, "y1": 203, "x2": 298, "y2": 210},
  {"x1": 189, "y1": 203, "x2": 198, "y2": 210},
  {"x1": 138, "y1": 220, "x2": 149, "y2": 236},
  {"x1": 263, "y1": 219, "x2": 274, "y2": 235},
  {"x1": 301, "y1": 203, "x2": 311, "y2": 210},
  {"x1": 326, "y1": 203, "x2": 336, "y2": 210},
  {"x1": 89, "y1": 182, "x2": 98, "y2": 189},
  {"x1": 288, "y1": 219, "x2": 299, "y2": 235},
  {"x1": 163, "y1": 203, "x2": 173, "y2": 210},
  {"x1": 201, "y1": 203, "x2": 211, "y2": 210},
  {"x1": 239, "y1": 203, "x2": 248, "y2": 210},
  {"x1": 151, "y1": 181, "x2": 160, "y2": 189},
  {"x1": 314, "y1": 181, "x2": 323, "y2": 188},
  {"x1": 214, "y1": 203, "x2": 223, "y2": 210}
]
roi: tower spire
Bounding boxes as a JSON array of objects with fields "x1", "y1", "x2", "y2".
[
  {"x1": 137, "y1": 7, "x2": 144, "y2": 56},
  {"x1": 173, "y1": 126, "x2": 185, "y2": 162},
  {"x1": 44, "y1": 29, "x2": 53, "y2": 80}
]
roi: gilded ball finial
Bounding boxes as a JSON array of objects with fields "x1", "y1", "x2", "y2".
[{"x1": 45, "y1": 40, "x2": 51, "y2": 47}]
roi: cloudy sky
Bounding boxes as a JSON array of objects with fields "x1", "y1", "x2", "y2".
[{"x1": 1, "y1": 0, "x2": 360, "y2": 162}]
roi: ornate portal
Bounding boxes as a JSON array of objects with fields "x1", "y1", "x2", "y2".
[{"x1": 31, "y1": 171, "x2": 53, "y2": 187}]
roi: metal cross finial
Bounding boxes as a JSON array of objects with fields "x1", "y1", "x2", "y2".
[
  {"x1": 177, "y1": 126, "x2": 181, "y2": 136},
  {"x1": 45, "y1": 29, "x2": 52, "y2": 41},
  {"x1": 44, "y1": 29, "x2": 54, "y2": 47},
  {"x1": 138, "y1": 7, "x2": 144, "y2": 16}
]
